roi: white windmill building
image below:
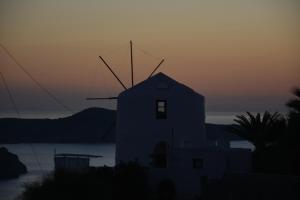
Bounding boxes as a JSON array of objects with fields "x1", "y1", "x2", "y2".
[
  {"x1": 89, "y1": 41, "x2": 251, "y2": 199},
  {"x1": 116, "y1": 72, "x2": 206, "y2": 164}
]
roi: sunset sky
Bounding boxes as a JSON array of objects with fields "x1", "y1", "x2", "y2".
[{"x1": 0, "y1": 0, "x2": 299, "y2": 117}]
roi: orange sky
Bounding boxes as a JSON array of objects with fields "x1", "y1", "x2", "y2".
[{"x1": 0, "y1": 0, "x2": 299, "y2": 115}]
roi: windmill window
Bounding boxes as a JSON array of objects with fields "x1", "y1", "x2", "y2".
[
  {"x1": 150, "y1": 141, "x2": 167, "y2": 168},
  {"x1": 193, "y1": 158, "x2": 203, "y2": 169},
  {"x1": 156, "y1": 100, "x2": 167, "y2": 119}
]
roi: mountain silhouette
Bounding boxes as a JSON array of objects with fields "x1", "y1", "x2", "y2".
[
  {"x1": 0, "y1": 107, "x2": 116, "y2": 143},
  {"x1": 0, "y1": 107, "x2": 240, "y2": 143}
]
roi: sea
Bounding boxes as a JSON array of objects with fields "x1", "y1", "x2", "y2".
[{"x1": 0, "y1": 112, "x2": 254, "y2": 200}]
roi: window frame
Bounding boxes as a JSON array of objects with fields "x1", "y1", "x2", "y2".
[
  {"x1": 156, "y1": 100, "x2": 167, "y2": 119},
  {"x1": 192, "y1": 158, "x2": 204, "y2": 169},
  {"x1": 150, "y1": 141, "x2": 168, "y2": 168}
]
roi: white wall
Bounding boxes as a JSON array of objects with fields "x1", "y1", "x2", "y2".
[
  {"x1": 115, "y1": 73, "x2": 252, "y2": 199},
  {"x1": 148, "y1": 147, "x2": 252, "y2": 199},
  {"x1": 116, "y1": 73, "x2": 206, "y2": 166}
]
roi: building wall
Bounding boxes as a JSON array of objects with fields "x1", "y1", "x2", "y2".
[
  {"x1": 116, "y1": 74, "x2": 206, "y2": 166},
  {"x1": 115, "y1": 73, "x2": 252, "y2": 199},
  {"x1": 148, "y1": 147, "x2": 252, "y2": 199}
]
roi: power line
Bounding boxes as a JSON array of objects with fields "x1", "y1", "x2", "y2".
[
  {"x1": 0, "y1": 71, "x2": 20, "y2": 116},
  {"x1": 29, "y1": 144, "x2": 44, "y2": 173},
  {"x1": 134, "y1": 44, "x2": 162, "y2": 61},
  {"x1": 0, "y1": 72, "x2": 44, "y2": 173},
  {"x1": 0, "y1": 43, "x2": 73, "y2": 113}
]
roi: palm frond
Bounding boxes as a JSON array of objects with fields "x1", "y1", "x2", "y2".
[
  {"x1": 262, "y1": 111, "x2": 270, "y2": 126},
  {"x1": 230, "y1": 110, "x2": 286, "y2": 151},
  {"x1": 246, "y1": 111, "x2": 256, "y2": 125},
  {"x1": 234, "y1": 115, "x2": 250, "y2": 128},
  {"x1": 286, "y1": 99, "x2": 300, "y2": 113}
]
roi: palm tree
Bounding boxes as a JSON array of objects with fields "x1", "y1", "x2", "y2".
[
  {"x1": 285, "y1": 87, "x2": 300, "y2": 146},
  {"x1": 284, "y1": 87, "x2": 300, "y2": 174},
  {"x1": 230, "y1": 111, "x2": 286, "y2": 152},
  {"x1": 286, "y1": 88, "x2": 300, "y2": 113}
]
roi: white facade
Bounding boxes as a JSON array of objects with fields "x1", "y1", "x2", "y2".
[
  {"x1": 116, "y1": 73, "x2": 206, "y2": 165},
  {"x1": 115, "y1": 72, "x2": 251, "y2": 199}
]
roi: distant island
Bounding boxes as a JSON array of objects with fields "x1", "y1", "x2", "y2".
[
  {"x1": 0, "y1": 147, "x2": 27, "y2": 179},
  {"x1": 0, "y1": 107, "x2": 240, "y2": 143},
  {"x1": 0, "y1": 108, "x2": 116, "y2": 143}
]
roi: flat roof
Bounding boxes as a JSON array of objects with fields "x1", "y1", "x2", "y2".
[{"x1": 55, "y1": 153, "x2": 102, "y2": 158}]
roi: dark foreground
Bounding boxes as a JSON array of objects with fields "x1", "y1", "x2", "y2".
[
  {"x1": 22, "y1": 163, "x2": 150, "y2": 200},
  {"x1": 21, "y1": 163, "x2": 300, "y2": 200}
]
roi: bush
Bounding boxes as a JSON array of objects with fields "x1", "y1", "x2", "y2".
[{"x1": 21, "y1": 162, "x2": 149, "y2": 200}]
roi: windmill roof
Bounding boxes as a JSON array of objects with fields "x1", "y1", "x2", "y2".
[{"x1": 119, "y1": 72, "x2": 203, "y2": 97}]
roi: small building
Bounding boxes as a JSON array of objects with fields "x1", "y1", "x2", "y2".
[
  {"x1": 54, "y1": 153, "x2": 102, "y2": 171},
  {"x1": 115, "y1": 73, "x2": 251, "y2": 199}
]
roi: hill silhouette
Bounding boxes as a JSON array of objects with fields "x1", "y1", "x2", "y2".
[
  {"x1": 0, "y1": 147, "x2": 27, "y2": 179},
  {"x1": 0, "y1": 107, "x2": 116, "y2": 143},
  {"x1": 0, "y1": 107, "x2": 240, "y2": 143}
]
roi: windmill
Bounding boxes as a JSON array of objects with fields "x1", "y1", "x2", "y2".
[
  {"x1": 86, "y1": 41, "x2": 164, "y2": 140},
  {"x1": 86, "y1": 41, "x2": 164, "y2": 101}
]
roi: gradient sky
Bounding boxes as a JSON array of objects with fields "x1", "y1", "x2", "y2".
[{"x1": 0, "y1": 0, "x2": 299, "y2": 117}]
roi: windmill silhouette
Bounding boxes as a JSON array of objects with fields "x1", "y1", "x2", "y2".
[
  {"x1": 86, "y1": 41, "x2": 164, "y2": 101},
  {"x1": 86, "y1": 41, "x2": 164, "y2": 140}
]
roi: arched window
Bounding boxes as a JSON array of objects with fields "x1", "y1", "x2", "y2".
[{"x1": 150, "y1": 141, "x2": 167, "y2": 168}]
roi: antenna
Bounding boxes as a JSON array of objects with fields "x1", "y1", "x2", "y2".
[{"x1": 130, "y1": 40, "x2": 134, "y2": 87}]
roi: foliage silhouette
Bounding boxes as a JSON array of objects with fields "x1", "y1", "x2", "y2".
[
  {"x1": 114, "y1": 161, "x2": 149, "y2": 200},
  {"x1": 286, "y1": 88, "x2": 300, "y2": 113},
  {"x1": 285, "y1": 87, "x2": 300, "y2": 174},
  {"x1": 157, "y1": 179, "x2": 176, "y2": 200},
  {"x1": 229, "y1": 87, "x2": 300, "y2": 174},
  {"x1": 21, "y1": 167, "x2": 114, "y2": 200},
  {"x1": 21, "y1": 162, "x2": 149, "y2": 200},
  {"x1": 230, "y1": 111, "x2": 286, "y2": 152}
]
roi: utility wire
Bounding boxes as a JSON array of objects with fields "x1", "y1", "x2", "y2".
[
  {"x1": 0, "y1": 43, "x2": 73, "y2": 113},
  {"x1": 0, "y1": 71, "x2": 44, "y2": 172},
  {"x1": 0, "y1": 71, "x2": 20, "y2": 116},
  {"x1": 134, "y1": 44, "x2": 162, "y2": 61},
  {"x1": 29, "y1": 144, "x2": 44, "y2": 173}
]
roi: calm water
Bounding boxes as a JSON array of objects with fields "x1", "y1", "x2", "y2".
[
  {"x1": 0, "y1": 143, "x2": 115, "y2": 200},
  {"x1": 0, "y1": 142, "x2": 253, "y2": 200}
]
